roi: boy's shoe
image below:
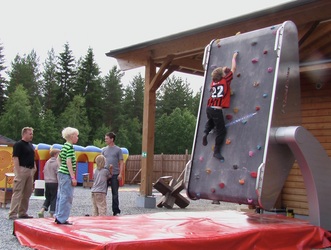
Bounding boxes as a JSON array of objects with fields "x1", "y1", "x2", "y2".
[
  {"x1": 38, "y1": 212, "x2": 44, "y2": 218},
  {"x1": 202, "y1": 134, "x2": 208, "y2": 146},
  {"x1": 213, "y1": 152, "x2": 224, "y2": 161},
  {"x1": 55, "y1": 218, "x2": 72, "y2": 225}
]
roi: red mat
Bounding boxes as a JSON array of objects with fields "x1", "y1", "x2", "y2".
[{"x1": 14, "y1": 210, "x2": 331, "y2": 250}]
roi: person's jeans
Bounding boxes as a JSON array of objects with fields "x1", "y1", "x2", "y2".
[
  {"x1": 56, "y1": 173, "x2": 74, "y2": 223},
  {"x1": 110, "y1": 174, "x2": 121, "y2": 215},
  {"x1": 42, "y1": 183, "x2": 58, "y2": 214}
]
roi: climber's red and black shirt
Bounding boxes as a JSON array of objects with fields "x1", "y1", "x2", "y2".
[{"x1": 207, "y1": 71, "x2": 233, "y2": 108}]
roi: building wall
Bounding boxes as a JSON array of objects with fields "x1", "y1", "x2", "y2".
[{"x1": 282, "y1": 71, "x2": 331, "y2": 215}]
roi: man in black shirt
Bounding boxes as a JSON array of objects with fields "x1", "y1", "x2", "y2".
[{"x1": 8, "y1": 127, "x2": 36, "y2": 220}]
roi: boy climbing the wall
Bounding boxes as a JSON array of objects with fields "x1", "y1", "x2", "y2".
[{"x1": 202, "y1": 51, "x2": 239, "y2": 161}]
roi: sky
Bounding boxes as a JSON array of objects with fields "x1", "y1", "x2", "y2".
[{"x1": 1, "y1": 0, "x2": 294, "y2": 92}]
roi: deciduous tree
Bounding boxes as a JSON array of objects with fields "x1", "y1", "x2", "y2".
[{"x1": 0, "y1": 85, "x2": 33, "y2": 140}]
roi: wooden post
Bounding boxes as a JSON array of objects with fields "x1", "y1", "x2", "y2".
[
  {"x1": 140, "y1": 55, "x2": 177, "y2": 198},
  {"x1": 140, "y1": 59, "x2": 156, "y2": 197}
]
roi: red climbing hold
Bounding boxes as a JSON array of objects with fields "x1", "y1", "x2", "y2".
[
  {"x1": 225, "y1": 114, "x2": 233, "y2": 120},
  {"x1": 252, "y1": 58, "x2": 259, "y2": 63},
  {"x1": 219, "y1": 183, "x2": 225, "y2": 189},
  {"x1": 250, "y1": 172, "x2": 257, "y2": 178}
]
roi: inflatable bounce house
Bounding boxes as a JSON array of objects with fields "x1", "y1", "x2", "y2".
[
  {"x1": 0, "y1": 135, "x2": 16, "y2": 207},
  {"x1": 0, "y1": 141, "x2": 129, "y2": 188},
  {"x1": 34, "y1": 143, "x2": 129, "y2": 186},
  {"x1": 0, "y1": 135, "x2": 16, "y2": 189}
]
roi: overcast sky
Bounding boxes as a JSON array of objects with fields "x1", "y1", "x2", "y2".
[{"x1": 1, "y1": 0, "x2": 293, "y2": 92}]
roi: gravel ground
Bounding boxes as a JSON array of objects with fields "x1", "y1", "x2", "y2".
[{"x1": 0, "y1": 184, "x2": 239, "y2": 249}]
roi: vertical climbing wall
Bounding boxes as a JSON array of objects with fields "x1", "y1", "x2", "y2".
[{"x1": 187, "y1": 21, "x2": 301, "y2": 209}]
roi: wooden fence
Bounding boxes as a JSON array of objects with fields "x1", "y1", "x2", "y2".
[{"x1": 125, "y1": 153, "x2": 191, "y2": 184}]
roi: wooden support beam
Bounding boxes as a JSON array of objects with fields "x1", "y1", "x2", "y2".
[
  {"x1": 140, "y1": 57, "x2": 180, "y2": 197},
  {"x1": 140, "y1": 59, "x2": 156, "y2": 196},
  {"x1": 149, "y1": 55, "x2": 175, "y2": 92},
  {"x1": 298, "y1": 21, "x2": 320, "y2": 47}
]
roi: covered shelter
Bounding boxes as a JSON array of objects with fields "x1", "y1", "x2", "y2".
[
  {"x1": 106, "y1": 0, "x2": 331, "y2": 215},
  {"x1": 0, "y1": 135, "x2": 16, "y2": 146}
]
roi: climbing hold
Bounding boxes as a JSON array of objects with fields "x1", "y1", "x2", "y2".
[
  {"x1": 233, "y1": 107, "x2": 239, "y2": 113},
  {"x1": 206, "y1": 168, "x2": 212, "y2": 174},
  {"x1": 253, "y1": 81, "x2": 259, "y2": 87},
  {"x1": 255, "y1": 106, "x2": 261, "y2": 111},
  {"x1": 211, "y1": 188, "x2": 216, "y2": 193},
  {"x1": 270, "y1": 26, "x2": 276, "y2": 30},
  {"x1": 247, "y1": 198, "x2": 253, "y2": 203},
  {"x1": 263, "y1": 93, "x2": 268, "y2": 98},
  {"x1": 251, "y1": 41, "x2": 257, "y2": 46},
  {"x1": 252, "y1": 58, "x2": 259, "y2": 63},
  {"x1": 236, "y1": 31, "x2": 241, "y2": 35},
  {"x1": 225, "y1": 114, "x2": 233, "y2": 120},
  {"x1": 249, "y1": 151, "x2": 254, "y2": 157},
  {"x1": 233, "y1": 165, "x2": 238, "y2": 170},
  {"x1": 242, "y1": 120, "x2": 247, "y2": 124},
  {"x1": 230, "y1": 89, "x2": 234, "y2": 95},
  {"x1": 256, "y1": 145, "x2": 262, "y2": 150},
  {"x1": 215, "y1": 39, "x2": 221, "y2": 48},
  {"x1": 219, "y1": 183, "x2": 225, "y2": 189},
  {"x1": 239, "y1": 179, "x2": 245, "y2": 185},
  {"x1": 263, "y1": 50, "x2": 268, "y2": 54},
  {"x1": 267, "y1": 67, "x2": 273, "y2": 73},
  {"x1": 225, "y1": 139, "x2": 231, "y2": 145},
  {"x1": 250, "y1": 172, "x2": 258, "y2": 178},
  {"x1": 236, "y1": 73, "x2": 241, "y2": 77},
  {"x1": 199, "y1": 156, "x2": 204, "y2": 162}
]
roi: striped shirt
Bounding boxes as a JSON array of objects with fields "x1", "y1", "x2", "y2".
[{"x1": 58, "y1": 142, "x2": 76, "y2": 175}]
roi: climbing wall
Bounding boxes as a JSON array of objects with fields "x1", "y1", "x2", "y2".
[{"x1": 186, "y1": 21, "x2": 301, "y2": 209}]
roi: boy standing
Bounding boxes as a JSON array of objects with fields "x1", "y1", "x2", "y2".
[
  {"x1": 91, "y1": 155, "x2": 111, "y2": 216},
  {"x1": 38, "y1": 148, "x2": 60, "y2": 218}
]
